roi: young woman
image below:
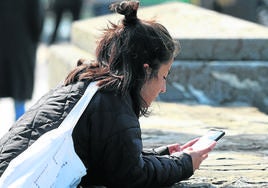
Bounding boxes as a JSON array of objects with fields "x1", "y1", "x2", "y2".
[{"x1": 0, "y1": 1, "x2": 216, "y2": 187}]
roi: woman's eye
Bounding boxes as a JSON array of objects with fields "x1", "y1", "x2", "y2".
[{"x1": 164, "y1": 70, "x2": 171, "y2": 80}]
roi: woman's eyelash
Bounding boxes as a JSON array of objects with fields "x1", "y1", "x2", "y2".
[{"x1": 163, "y1": 71, "x2": 170, "y2": 80}]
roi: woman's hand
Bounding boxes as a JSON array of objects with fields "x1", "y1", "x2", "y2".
[
  {"x1": 180, "y1": 138, "x2": 200, "y2": 151},
  {"x1": 182, "y1": 138, "x2": 216, "y2": 171},
  {"x1": 167, "y1": 143, "x2": 181, "y2": 154}
]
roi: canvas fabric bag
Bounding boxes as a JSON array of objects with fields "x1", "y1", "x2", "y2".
[{"x1": 0, "y1": 82, "x2": 98, "y2": 188}]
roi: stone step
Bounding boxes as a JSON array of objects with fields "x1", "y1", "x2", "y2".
[
  {"x1": 161, "y1": 60, "x2": 268, "y2": 113},
  {"x1": 48, "y1": 2, "x2": 268, "y2": 113},
  {"x1": 71, "y1": 2, "x2": 268, "y2": 60},
  {"x1": 47, "y1": 43, "x2": 94, "y2": 88},
  {"x1": 48, "y1": 45, "x2": 268, "y2": 113}
]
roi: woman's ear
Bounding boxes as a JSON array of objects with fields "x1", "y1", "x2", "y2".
[
  {"x1": 143, "y1": 64, "x2": 150, "y2": 73},
  {"x1": 143, "y1": 64, "x2": 151, "y2": 79},
  {"x1": 143, "y1": 63, "x2": 149, "y2": 69}
]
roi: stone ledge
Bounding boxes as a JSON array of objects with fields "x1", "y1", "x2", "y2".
[
  {"x1": 47, "y1": 43, "x2": 94, "y2": 88},
  {"x1": 178, "y1": 38, "x2": 268, "y2": 60},
  {"x1": 161, "y1": 60, "x2": 268, "y2": 113},
  {"x1": 176, "y1": 151, "x2": 268, "y2": 188},
  {"x1": 47, "y1": 44, "x2": 268, "y2": 114},
  {"x1": 140, "y1": 102, "x2": 268, "y2": 187},
  {"x1": 71, "y1": 2, "x2": 268, "y2": 60}
]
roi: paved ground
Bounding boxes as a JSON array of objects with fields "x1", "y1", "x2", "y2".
[{"x1": 140, "y1": 102, "x2": 268, "y2": 187}]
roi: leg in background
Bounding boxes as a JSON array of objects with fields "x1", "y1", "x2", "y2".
[
  {"x1": 50, "y1": 8, "x2": 64, "y2": 44},
  {"x1": 14, "y1": 100, "x2": 25, "y2": 120}
]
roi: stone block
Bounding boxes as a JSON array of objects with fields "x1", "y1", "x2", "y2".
[
  {"x1": 49, "y1": 2, "x2": 268, "y2": 113},
  {"x1": 160, "y1": 60, "x2": 268, "y2": 113},
  {"x1": 178, "y1": 38, "x2": 268, "y2": 60},
  {"x1": 71, "y1": 2, "x2": 268, "y2": 60},
  {"x1": 47, "y1": 43, "x2": 94, "y2": 88}
]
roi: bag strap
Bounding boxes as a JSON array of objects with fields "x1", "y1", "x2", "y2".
[{"x1": 58, "y1": 81, "x2": 98, "y2": 134}]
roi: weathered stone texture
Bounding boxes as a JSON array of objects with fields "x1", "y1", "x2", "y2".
[
  {"x1": 140, "y1": 102, "x2": 268, "y2": 187},
  {"x1": 161, "y1": 61, "x2": 268, "y2": 113}
]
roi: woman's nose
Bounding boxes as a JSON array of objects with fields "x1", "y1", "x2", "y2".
[{"x1": 160, "y1": 83, "x2": 166, "y2": 93}]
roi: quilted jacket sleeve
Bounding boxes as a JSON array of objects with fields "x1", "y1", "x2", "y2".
[{"x1": 101, "y1": 114, "x2": 193, "y2": 188}]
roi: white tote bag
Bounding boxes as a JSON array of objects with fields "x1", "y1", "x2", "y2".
[{"x1": 0, "y1": 82, "x2": 98, "y2": 188}]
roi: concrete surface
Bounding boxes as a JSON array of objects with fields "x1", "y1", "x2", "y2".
[
  {"x1": 71, "y1": 2, "x2": 268, "y2": 60},
  {"x1": 140, "y1": 102, "x2": 268, "y2": 187}
]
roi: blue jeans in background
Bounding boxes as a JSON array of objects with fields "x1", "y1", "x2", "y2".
[{"x1": 14, "y1": 100, "x2": 25, "y2": 120}]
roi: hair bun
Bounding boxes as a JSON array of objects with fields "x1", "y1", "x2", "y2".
[{"x1": 110, "y1": 1, "x2": 140, "y2": 26}]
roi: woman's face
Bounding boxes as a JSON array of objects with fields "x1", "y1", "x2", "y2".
[{"x1": 141, "y1": 59, "x2": 173, "y2": 107}]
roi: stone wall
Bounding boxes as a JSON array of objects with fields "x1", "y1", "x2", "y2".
[
  {"x1": 161, "y1": 61, "x2": 268, "y2": 113},
  {"x1": 48, "y1": 2, "x2": 268, "y2": 113}
]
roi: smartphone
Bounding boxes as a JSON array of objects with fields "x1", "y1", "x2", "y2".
[{"x1": 192, "y1": 129, "x2": 225, "y2": 150}]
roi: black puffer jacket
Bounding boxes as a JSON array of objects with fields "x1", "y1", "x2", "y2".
[{"x1": 0, "y1": 81, "x2": 193, "y2": 187}]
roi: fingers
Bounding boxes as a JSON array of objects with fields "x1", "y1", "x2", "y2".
[
  {"x1": 181, "y1": 138, "x2": 199, "y2": 150},
  {"x1": 184, "y1": 141, "x2": 216, "y2": 171},
  {"x1": 202, "y1": 153, "x2": 208, "y2": 160},
  {"x1": 195, "y1": 153, "x2": 208, "y2": 170},
  {"x1": 199, "y1": 141, "x2": 216, "y2": 154},
  {"x1": 180, "y1": 139, "x2": 217, "y2": 172},
  {"x1": 167, "y1": 143, "x2": 181, "y2": 154}
]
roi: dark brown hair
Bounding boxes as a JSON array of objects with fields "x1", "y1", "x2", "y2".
[{"x1": 64, "y1": 0, "x2": 180, "y2": 116}]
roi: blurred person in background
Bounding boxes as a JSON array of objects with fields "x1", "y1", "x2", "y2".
[
  {"x1": 90, "y1": 0, "x2": 112, "y2": 16},
  {"x1": 0, "y1": 0, "x2": 44, "y2": 120},
  {"x1": 48, "y1": 0, "x2": 83, "y2": 44}
]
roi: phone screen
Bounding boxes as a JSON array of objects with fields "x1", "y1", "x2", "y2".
[
  {"x1": 192, "y1": 129, "x2": 225, "y2": 150},
  {"x1": 204, "y1": 129, "x2": 225, "y2": 141}
]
